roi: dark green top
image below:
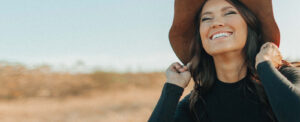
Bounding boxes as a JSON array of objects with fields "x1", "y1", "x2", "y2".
[{"x1": 148, "y1": 61, "x2": 300, "y2": 122}]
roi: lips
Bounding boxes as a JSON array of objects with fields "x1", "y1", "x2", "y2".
[{"x1": 209, "y1": 31, "x2": 233, "y2": 40}]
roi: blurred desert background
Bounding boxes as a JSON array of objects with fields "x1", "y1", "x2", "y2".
[
  {"x1": 0, "y1": 62, "x2": 195, "y2": 122},
  {"x1": 1, "y1": 0, "x2": 300, "y2": 122},
  {"x1": 0, "y1": 61, "x2": 298, "y2": 122}
]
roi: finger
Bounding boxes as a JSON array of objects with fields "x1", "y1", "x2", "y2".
[
  {"x1": 274, "y1": 60, "x2": 283, "y2": 69},
  {"x1": 261, "y1": 44, "x2": 275, "y2": 53},
  {"x1": 182, "y1": 66, "x2": 188, "y2": 70},
  {"x1": 172, "y1": 62, "x2": 183, "y2": 73},
  {"x1": 174, "y1": 62, "x2": 182, "y2": 69},
  {"x1": 260, "y1": 43, "x2": 269, "y2": 50},
  {"x1": 274, "y1": 56, "x2": 281, "y2": 61},
  {"x1": 169, "y1": 65, "x2": 177, "y2": 72},
  {"x1": 181, "y1": 70, "x2": 191, "y2": 77},
  {"x1": 262, "y1": 42, "x2": 270, "y2": 47},
  {"x1": 273, "y1": 54, "x2": 282, "y2": 63},
  {"x1": 273, "y1": 48, "x2": 282, "y2": 56},
  {"x1": 270, "y1": 42, "x2": 279, "y2": 48},
  {"x1": 172, "y1": 62, "x2": 180, "y2": 66},
  {"x1": 265, "y1": 43, "x2": 271, "y2": 48},
  {"x1": 179, "y1": 68, "x2": 186, "y2": 72},
  {"x1": 170, "y1": 66, "x2": 180, "y2": 73},
  {"x1": 169, "y1": 62, "x2": 179, "y2": 71},
  {"x1": 274, "y1": 46, "x2": 281, "y2": 53},
  {"x1": 186, "y1": 62, "x2": 192, "y2": 69},
  {"x1": 171, "y1": 62, "x2": 180, "y2": 69}
]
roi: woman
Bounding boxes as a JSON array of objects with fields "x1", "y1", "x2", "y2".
[{"x1": 148, "y1": 0, "x2": 300, "y2": 122}]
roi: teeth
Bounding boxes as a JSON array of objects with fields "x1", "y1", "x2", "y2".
[{"x1": 212, "y1": 33, "x2": 231, "y2": 40}]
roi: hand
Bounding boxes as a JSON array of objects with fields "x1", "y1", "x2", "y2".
[
  {"x1": 255, "y1": 42, "x2": 283, "y2": 69},
  {"x1": 165, "y1": 62, "x2": 192, "y2": 88}
]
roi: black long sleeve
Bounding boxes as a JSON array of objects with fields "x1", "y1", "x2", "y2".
[
  {"x1": 257, "y1": 61, "x2": 300, "y2": 122},
  {"x1": 148, "y1": 60, "x2": 300, "y2": 122},
  {"x1": 148, "y1": 82, "x2": 194, "y2": 122}
]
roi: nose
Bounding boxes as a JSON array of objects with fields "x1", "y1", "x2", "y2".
[{"x1": 210, "y1": 18, "x2": 225, "y2": 28}]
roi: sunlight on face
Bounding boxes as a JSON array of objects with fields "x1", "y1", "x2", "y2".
[{"x1": 199, "y1": 0, "x2": 248, "y2": 56}]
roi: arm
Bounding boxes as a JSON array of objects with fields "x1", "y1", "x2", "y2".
[
  {"x1": 148, "y1": 83, "x2": 194, "y2": 122},
  {"x1": 257, "y1": 61, "x2": 300, "y2": 122}
]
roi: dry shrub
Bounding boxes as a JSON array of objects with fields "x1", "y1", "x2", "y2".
[
  {"x1": 0, "y1": 63, "x2": 165, "y2": 100},
  {"x1": 89, "y1": 71, "x2": 165, "y2": 90},
  {"x1": 0, "y1": 64, "x2": 94, "y2": 99}
]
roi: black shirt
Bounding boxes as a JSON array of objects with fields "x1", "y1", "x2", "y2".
[{"x1": 148, "y1": 61, "x2": 300, "y2": 122}]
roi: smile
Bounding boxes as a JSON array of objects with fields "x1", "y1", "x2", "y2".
[{"x1": 210, "y1": 32, "x2": 233, "y2": 40}]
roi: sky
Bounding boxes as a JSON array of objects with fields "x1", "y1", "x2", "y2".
[{"x1": 0, "y1": 0, "x2": 299, "y2": 73}]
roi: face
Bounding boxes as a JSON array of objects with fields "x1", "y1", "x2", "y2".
[{"x1": 199, "y1": 0, "x2": 248, "y2": 56}]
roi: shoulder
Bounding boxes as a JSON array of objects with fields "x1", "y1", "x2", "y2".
[
  {"x1": 178, "y1": 92, "x2": 192, "y2": 106},
  {"x1": 177, "y1": 91, "x2": 200, "y2": 111},
  {"x1": 176, "y1": 91, "x2": 194, "y2": 113},
  {"x1": 279, "y1": 65, "x2": 300, "y2": 84}
]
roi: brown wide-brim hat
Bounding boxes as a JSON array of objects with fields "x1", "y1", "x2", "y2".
[{"x1": 169, "y1": 0, "x2": 280, "y2": 65}]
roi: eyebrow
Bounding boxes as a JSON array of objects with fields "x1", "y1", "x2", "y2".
[{"x1": 200, "y1": 6, "x2": 234, "y2": 17}]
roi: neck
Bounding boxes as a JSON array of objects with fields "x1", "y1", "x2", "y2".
[{"x1": 212, "y1": 51, "x2": 247, "y2": 83}]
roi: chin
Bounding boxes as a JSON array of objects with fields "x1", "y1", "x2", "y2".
[{"x1": 207, "y1": 46, "x2": 243, "y2": 56}]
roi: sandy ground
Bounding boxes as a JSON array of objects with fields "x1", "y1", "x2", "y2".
[{"x1": 0, "y1": 83, "x2": 194, "y2": 122}]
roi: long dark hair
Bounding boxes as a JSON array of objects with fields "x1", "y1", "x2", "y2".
[{"x1": 188, "y1": 0, "x2": 290, "y2": 121}]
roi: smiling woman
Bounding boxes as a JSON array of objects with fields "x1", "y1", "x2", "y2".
[
  {"x1": 199, "y1": 2, "x2": 248, "y2": 56},
  {"x1": 148, "y1": 0, "x2": 300, "y2": 122}
]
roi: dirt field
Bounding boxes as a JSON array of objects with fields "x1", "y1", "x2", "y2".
[
  {"x1": 1, "y1": 61, "x2": 298, "y2": 122},
  {"x1": 0, "y1": 83, "x2": 193, "y2": 122},
  {"x1": 0, "y1": 63, "x2": 194, "y2": 122}
]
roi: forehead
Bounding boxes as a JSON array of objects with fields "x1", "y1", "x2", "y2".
[{"x1": 201, "y1": 0, "x2": 234, "y2": 14}]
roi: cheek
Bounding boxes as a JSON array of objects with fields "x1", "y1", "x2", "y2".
[
  {"x1": 232, "y1": 18, "x2": 248, "y2": 41},
  {"x1": 199, "y1": 25, "x2": 207, "y2": 40},
  {"x1": 199, "y1": 25, "x2": 210, "y2": 47}
]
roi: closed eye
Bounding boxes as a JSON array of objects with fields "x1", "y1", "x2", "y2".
[
  {"x1": 225, "y1": 11, "x2": 237, "y2": 15},
  {"x1": 201, "y1": 17, "x2": 212, "y2": 22}
]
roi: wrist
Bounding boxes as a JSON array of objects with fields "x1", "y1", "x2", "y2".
[
  {"x1": 256, "y1": 59, "x2": 269, "y2": 69},
  {"x1": 166, "y1": 81, "x2": 185, "y2": 88}
]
